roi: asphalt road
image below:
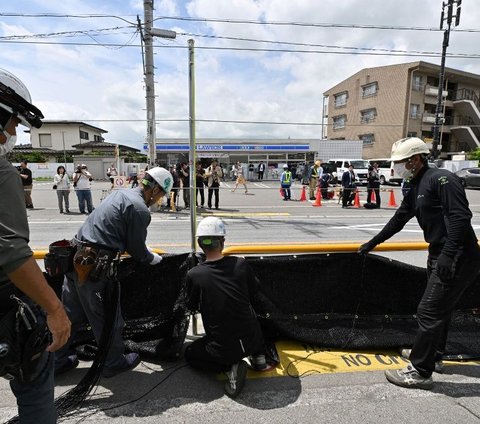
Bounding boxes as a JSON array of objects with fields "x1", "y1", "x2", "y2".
[{"x1": 1, "y1": 179, "x2": 480, "y2": 423}]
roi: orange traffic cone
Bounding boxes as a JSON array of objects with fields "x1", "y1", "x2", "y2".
[
  {"x1": 370, "y1": 189, "x2": 376, "y2": 204},
  {"x1": 312, "y1": 187, "x2": 322, "y2": 207},
  {"x1": 388, "y1": 189, "x2": 398, "y2": 207},
  {"x1": 299, "y1": 186, "x2": 307, "y2": 202},
  {"x1": 280, "y1": 188, "x2": 285, "y2": 198},
  {"x1": 353, "y1": 189, "x2": 361, "y2": 208}
]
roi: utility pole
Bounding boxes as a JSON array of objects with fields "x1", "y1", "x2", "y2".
[
  {"x1": 188, "y1": 39, "x2": 196, "y2": 252},
  {"x1": 432, "y1": 0, "x2": 461, "y2": 159},
  {"x1": 143, "y1": 0, "x2": 176, "y2": 166}
]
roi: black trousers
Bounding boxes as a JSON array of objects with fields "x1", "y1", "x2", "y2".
[
  {"x1": 208, "y1": 186, "x2": 220, "y2": 209},
  {"x1": 184, "y1": 337, "x2": 231, "y2": 373},
  {"x1": 410, "y1": 250, "x2": 480, "y2": 377},
  {"x1": 342, "y1": 187, "x2": 355, "y2": 206},
  {"x1": 196, "y1": 187, "x2": 205, "y2": 206},
  {"x1": 366, "y1": 186, "x2": 381, "y2": 206}
]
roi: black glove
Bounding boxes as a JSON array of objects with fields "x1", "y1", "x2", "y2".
[
  {"x1": 436, "y1": 253, "x2": 454, "y2": 280},
  {"x1": 358, "y1": 239, "x2": 377, "y2": 255}
]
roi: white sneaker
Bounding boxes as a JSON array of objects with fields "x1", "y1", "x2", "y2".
[
  {"x1": 399, "y1": 348, "x2": 444, "y2": 373},
  {"x1": 385, "y1": 365, "x2": 433, "y2": 390}
]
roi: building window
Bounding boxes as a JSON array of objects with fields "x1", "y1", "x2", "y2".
[
  {"x1": 410, "y1": 104, "x2": 420, "y2": 119},
  {"x1": 332, "y1": 114, "x2": 346, "y2": 130},
  {"x1": 362, "y1": 82, "x2": 378, "y2": 98},
  {"x1": 413, "y1": 75, "x2": 423, "y2": 91},
  {"x1": 359, "y1": 133, "x2": 375, "y2": 146},
  {"x1": 334, "y1": 91, "x2": 348, "y2": 108},
  {"x1": 94, "y1": 134, "x2": 103, "y2": 142},
  {"x1": 407, "y1": 131, "x2": 417, "y2": 137},
  {"x1": 80, "y1": 130, "x2": 89, "y2": 140},
  {"x1": 39, "y1": 133, "x2": 52, "y2": 147},
  {"x1": 360, "y1": 108, "x2": 377, "y2": 123}
]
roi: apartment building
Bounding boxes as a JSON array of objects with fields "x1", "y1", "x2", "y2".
[{"x1": 323, "y1": 61, "x2": 480, "y2": 159}]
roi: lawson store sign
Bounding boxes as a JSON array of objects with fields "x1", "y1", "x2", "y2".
[{"x1": 143, "y1": 143, "x2": 310, "y2": 152}]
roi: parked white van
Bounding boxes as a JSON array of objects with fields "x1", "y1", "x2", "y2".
[
  {"x1": 327, "y1": 159, "x2": 370, "y2": 185},
  {"x1": 369, "y1": 158, "x2": 402, "y2": 185}
]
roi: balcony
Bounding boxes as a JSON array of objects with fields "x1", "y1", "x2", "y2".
[
  {"x1": 425, "y1": 85, "x2": 448, "y2": 98},
  {"x1": 422, "y1": 113, "x2": 436, "y2": 124}
]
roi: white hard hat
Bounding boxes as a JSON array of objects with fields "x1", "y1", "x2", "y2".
[
  {"x1": 283, "y1": 164, "x2": 288, "y2": 169},
  {"x1": 196, "y1": 217, "x2": 226, "y2": 237},
  {"x1": 145, "y1": 166, "x2": 173, "y2": 194},
  {"x1": 391, "y1": 137, "x2": 430, "y2": 162},
  {"x1": 0, "y1": 68, "x2": 44, "y2": 128}
]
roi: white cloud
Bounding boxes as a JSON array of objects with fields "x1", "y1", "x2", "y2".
[{"x1": 2, "y1": 0, "x2": 479, "y2": 147}]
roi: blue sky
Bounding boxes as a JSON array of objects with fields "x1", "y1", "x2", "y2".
[{"x1": 1, "y1": 0, "x2": 479, "y2": 149}]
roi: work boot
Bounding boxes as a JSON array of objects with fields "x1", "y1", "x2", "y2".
[
  {"x1": 224, "y1": 360, "x2": 248, "y2": 398},
  {"x1": 249, "y1": 354, "x2": 276, "y2": 372},
  {"x1": 399, "y1": 348, "x2": 444, "y2": 373},
  {"x1": 385, "y1": 365, "x2": 433, "y2": 390},
  {"x1": 102, "y1": 353, "x2": 141, "y2": 379}
]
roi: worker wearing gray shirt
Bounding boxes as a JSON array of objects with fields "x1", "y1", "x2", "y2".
[
  {"x1": 0, "y1": 68, "x2": 70, "y2": 423},
  {"x1": 55, "y1": 167, "x2": 172, "y2": 378}
]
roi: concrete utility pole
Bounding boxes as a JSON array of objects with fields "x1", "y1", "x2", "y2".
[
  {"x1": 432, "y1": 0, "x2": 462, "y2": 159},
  {"x1": 143, "y1": 0, "x2": 176, "y2": 166},
  {"x1": 188, "y1": 39, "x2": 196, "y2": 252}
]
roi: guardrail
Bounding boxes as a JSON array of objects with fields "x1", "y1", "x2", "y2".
[{"x1": 33, "y1": 242, "x2": 427, "y2": 260}]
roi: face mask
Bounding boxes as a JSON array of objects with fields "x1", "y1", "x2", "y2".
[
  {"x1": 0, "y1": 132, "x2": 17, "y2": 156},
  {"x1": 393, "y1": 162, "x2": 412, "y2": 179}
]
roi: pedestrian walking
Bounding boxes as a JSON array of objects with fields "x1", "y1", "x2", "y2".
[{"x1": 231, "y1": 162, "x2": 248, "y2": 194}]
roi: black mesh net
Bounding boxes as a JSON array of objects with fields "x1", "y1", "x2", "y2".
[{"x1": 246, "y1": 253, "x2": 480, "y2": 358}]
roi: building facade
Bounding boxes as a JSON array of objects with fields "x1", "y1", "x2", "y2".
[
  {"x1": 30, "y1": 121, "x2": 108, "y2": 151},
  {"x1": 323, "y1": 61, "x2": 480, "y2": 159}
]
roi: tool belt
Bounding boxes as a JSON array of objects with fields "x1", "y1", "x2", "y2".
[
  {"x1": 72, "y1": 239, "x2": 120, "y2": 285},
  {"x1": 0, "y1": 286, "x2": 50, "y2": 383},
  {"x1": 44, "y1": 239, "x2": 75, "y2": 280}
]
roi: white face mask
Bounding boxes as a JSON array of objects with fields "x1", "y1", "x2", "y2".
[
  {"x1": 0, "y1": 132, "x2": 17, "y2": 156},
  {"x1": 393, "y1": 162, "x2": 412, "y2": 179}
]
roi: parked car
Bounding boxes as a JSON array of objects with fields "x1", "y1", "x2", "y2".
[{"x1": 455, "y1": 167, "x2": 480, "y2": 188}]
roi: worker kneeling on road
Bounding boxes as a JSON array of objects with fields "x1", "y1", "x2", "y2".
[
  {"x1": 55, "y1": 167, "x2": 172, "y2": 378},
  {"x1": 185, "y1": 217, "x2": 273, "y2": 399}
]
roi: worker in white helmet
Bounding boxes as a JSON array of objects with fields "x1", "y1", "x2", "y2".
[
  {"x1": 185, "y1": 217, "x2": 273, "y2": 399},
  {"x1": 0, "y1": 68, "x2": 71, "y2": 423},
  {"x1": 55, "y1": 167, "x2": 173, "y2": 379},
  {"x1": 359, "y1": 137, "x2": 480, "y2": 390}
]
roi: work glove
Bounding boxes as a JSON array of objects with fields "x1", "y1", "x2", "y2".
[
  {"x1": 436, "y1": 253, "x2": 454, "y2": 280},
  {"x1": 149, "y1": 252, "x2": 163, "y2": 266},
  {"x1": 358, "y1": 239, "x2": 377, "y2": 255}
]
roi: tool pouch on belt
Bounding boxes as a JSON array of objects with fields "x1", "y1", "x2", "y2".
[
  {"x1": 0, "y1": 289, "x2": 50, "y2": 383},
  {"x1": 44, "y1": 239, "x2": 74, "y2": 279},
  {"x1": 73, "y1": 245, "x2": 119, "y2": 285},
  {"x1": 73, "y1": 246, "x2": 97, "y2": 285}
]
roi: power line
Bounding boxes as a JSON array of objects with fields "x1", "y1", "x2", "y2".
[
  {"x1": 154, "y1": 15, "x2": 480, "y2": 33},
  {"x1": 2, "y1": 12, "x2": 480, "y2": 33},
  {"x1": 1, "y1": 39, "x2": 480, "y2": 59}
]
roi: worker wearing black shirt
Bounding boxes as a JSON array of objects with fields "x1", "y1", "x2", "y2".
[
  {"x1": 185, "y1": 217, "x2": 267, "y2": 398},
  {"x1": 359, "y1": 137, "x2": 480, "y2": 390}
]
